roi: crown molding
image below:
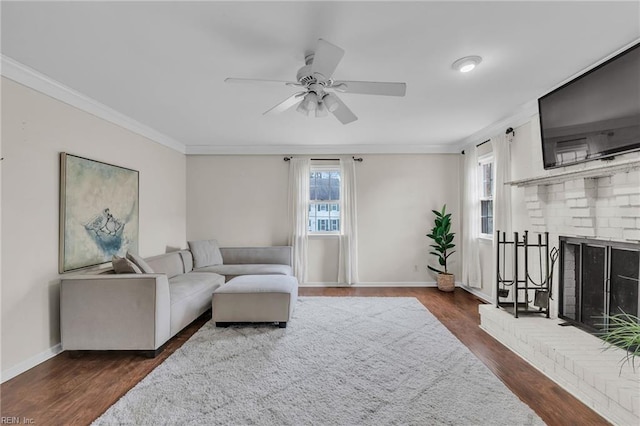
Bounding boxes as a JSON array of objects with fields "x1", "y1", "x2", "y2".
[
  {"x1": 455, "y1": 100, "x2": 538, "y2": 152},
  {"x1": 186, "y1": 143, "x2": 461, "y2": 155},
  {"x1": 1, "y1": 55, "x2": 186, "y2": 154}
]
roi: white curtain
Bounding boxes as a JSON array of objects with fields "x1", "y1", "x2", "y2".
[
  {"x1": 492, "y1": 133, "x2": 513, "y2": 304},
  {"x1": 462, "y1": 145, "x2": 482, "y2": 288},
  {"x1": 338, "y1": 156, "x2": 359, "y2": 284},
  {"x1": 288, "y1": 158, "x2": 310, "y2": 284}
]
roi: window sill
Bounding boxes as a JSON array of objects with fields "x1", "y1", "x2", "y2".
[
  {"x1": 478, "y1": 235, "x2": 493, "y2": 244},
  {"x1": 309, "y1": 233, "x2": 341, "y2": 238}
]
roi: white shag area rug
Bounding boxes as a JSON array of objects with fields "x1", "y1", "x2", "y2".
[{"x1": 94, "y1": 297, "x2": 544, "y2": 425}]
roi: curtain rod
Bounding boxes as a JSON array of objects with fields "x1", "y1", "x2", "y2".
[
  {"x1": 284, "y1": 156, "x2": 363, "y2": 162},
  {"x1": 462, "y1": 127, "x2": 516, "y2": 154},
  {"x1": 462, "y1": 139, "x2": 490, "y2": 154}
]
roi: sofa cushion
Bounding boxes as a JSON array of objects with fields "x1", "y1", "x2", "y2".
[
  {"x1": 188, "y1": 239, "x2": 223, "y2": 268},
  {"x1": 168, "y1": 272, "x2": 224, "y2": 336},
  {"x1": 127, "y1": 252, "x2": 154, "y2": 273},
  {"x1": 194, "y1": 264, "x2": 293, "y2": 277},
  {"x1": 145, "y1": 252, "x2": 184, "y2": 279},
  {"x1": 216, "y1": 274, "x2": 298, "y2": 294},
  {"x1": 168, "y1": 272, "x2": 224, "y2": 305},
  {"x1": 112, "y1": 255, "x2": 142, "y2": 274}
]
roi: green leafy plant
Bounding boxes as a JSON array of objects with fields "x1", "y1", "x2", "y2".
[
  {"x1": 427, "y1": 204, "x2": 455, "y2": 275},
  {"x1": 598, "y1": 312, "x2": 640, "y2": 370}
]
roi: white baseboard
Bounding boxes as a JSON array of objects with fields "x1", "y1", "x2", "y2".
[
  {"x1": 300, "y1": 282, "x2": 493, "y2": 302},
  {"x1": 300, "y1": 281, "x2": 438, "y2": 287},
  {"x1": 1, "y1": 343, "x2": 63, "y2": 383}
]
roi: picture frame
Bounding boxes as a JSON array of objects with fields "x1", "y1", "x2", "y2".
[{"x1": 59, "y1": 153, "x2": 139, "y2": 273}]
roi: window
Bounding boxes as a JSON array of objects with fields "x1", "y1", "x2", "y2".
[
  {"x1": 478, "y1": 155, "x2": 494, "y2": 237},
  {"x1": 308, "y1": 166, "x2": 341, "y2": 233}
]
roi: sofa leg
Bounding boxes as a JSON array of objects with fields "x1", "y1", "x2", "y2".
[
  {"x1": 216, "y1": 322, "x2": 232, "y2": 328},
  {"x1": 140, "y1": 348, "x2": 163, "y2": 358},
  {"x1": 278, "y1": 322, "x2": 287, "y2": 329}
]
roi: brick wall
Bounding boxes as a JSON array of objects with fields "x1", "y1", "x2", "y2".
[{"x1": 523, "y1": 169, "x2": 640, "y2": 242}]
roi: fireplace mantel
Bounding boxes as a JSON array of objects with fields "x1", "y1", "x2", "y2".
[{"x1": 507, "y1": 158, "x2": 640, "y2": 187}]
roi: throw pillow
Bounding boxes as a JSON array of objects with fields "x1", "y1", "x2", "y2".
[
  {"x1": 188, "y1": 239, "x2": 223, "y2": 269},
  {"x1": 126, "y1": 251, "x2": 155, "y2": 273},
  {"x1": 112, "y1": 255, "x2": 142, "y2": 274}
]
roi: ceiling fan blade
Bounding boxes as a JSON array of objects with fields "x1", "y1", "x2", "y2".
[
  {"x1": 330, "y1": 94, "x2": 358, "y2": 125},
  {"x1": 310, "y1": 39, "x2": 345, "y2": 81},
  {"x1": 225, "y1": 78, "x2": 301, "y2": 87},
  {"x1": 331, "y1": 80, "x2": 407, "y2": 96},
  {"x1": 263, "y1": 92, "x2": 306, "y2": 115}
]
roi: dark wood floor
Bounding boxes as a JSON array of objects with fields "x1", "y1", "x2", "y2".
[{"x1": 1, "y1": 288, "x2": 609, "y2": 425}]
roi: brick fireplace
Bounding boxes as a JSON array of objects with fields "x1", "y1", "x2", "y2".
[
  {"x1": 480, "y1": 157, "x2": 640, "y2": 425},
  {"x1": 520, "y1": 158, "x2": 640, "y2": 317}
]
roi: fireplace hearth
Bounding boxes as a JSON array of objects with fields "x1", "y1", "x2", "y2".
[{"x1": 560, "y1": 237, "x2": 639, "y2": 333}]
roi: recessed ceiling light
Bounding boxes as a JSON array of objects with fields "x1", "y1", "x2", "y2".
[{"x1": 452, "y1": 56, "x2": 482, "y2": 73}]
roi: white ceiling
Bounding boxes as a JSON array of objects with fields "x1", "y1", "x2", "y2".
[{"x1": 2, "y1": 1, "x2": 639, "y2": 154}]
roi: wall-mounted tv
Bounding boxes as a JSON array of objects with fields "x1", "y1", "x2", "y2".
[{"x1": 539, "y1": 42, "x2": 640, "y2": 169}]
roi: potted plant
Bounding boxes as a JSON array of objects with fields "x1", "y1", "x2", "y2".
[{"x1": 427, "y1": 204, "x2": 456, "y2": 292}]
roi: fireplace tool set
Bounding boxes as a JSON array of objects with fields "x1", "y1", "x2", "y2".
[{"x1": 496, "y1": 230, "x2": 559, "y2": 318}]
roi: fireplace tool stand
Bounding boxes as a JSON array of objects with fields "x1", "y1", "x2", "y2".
[{"x1": 496, "y1": 230, "x2": 557, "y2": 318}]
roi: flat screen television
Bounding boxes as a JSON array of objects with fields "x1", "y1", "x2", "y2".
[{"x1": 539, "y1": 42, "x2": 640, "y2": 169}]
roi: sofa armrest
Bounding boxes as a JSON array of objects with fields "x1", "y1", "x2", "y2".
[
  {"x1": 219, "y1": 246, "x2": 293, "y2": 266},
  {"x1": 60, "y1": 274, "x2": 171, "y2": 351}
]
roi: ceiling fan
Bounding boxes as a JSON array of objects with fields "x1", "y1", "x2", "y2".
[{"x1": 225, "y1": 39, "x2": 407, "y2": 125}]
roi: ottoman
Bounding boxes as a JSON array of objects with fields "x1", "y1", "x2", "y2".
[{"x1": 212, "y1": 274, "x2": 298, "y2": 328}]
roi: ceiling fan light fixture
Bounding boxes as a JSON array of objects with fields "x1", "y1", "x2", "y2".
[
  {"x1": 315, "y1": 102, "x2": 328, "y2": 118},
  {"x1": 304, "y1": 92, "x2": 318, "y2": 111},
  {"x1": 322, "y1": 93, "x2": 339, "y2": 112},
  {"x1": 296, "y1": 101, "x2": 310, "y2": 116},
  {"x1": 452, "y1": 56, "x2": 482, "y2": 73}
]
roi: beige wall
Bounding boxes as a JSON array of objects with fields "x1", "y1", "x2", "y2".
[
  {"x1": 1, "y1": 78, "x2": 187, "y2": 374},
  {"x1": 186, "y1": 154, "x2": 461, "y2": 284},
  {"x1": 356, "y1": 155, "x2": 461, "y2": 283},
  {"x1": 186, "y1": 155, "x2": 289, "y2": 246},
  {"x1": 509, "y1": 119, "x2": 539, "y2": 233}
]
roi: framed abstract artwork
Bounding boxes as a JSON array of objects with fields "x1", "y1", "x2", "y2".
[{"x1": 59, "y1": 153, "x2": 139, "y2": 272}]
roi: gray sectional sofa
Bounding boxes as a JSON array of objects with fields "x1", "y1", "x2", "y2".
[{"x1": 60, "y1": 245, "x2": 293, "y2": 356}]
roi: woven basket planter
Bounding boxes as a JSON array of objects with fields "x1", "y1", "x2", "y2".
[{"x1": 437, "y1": 273, "x2": 455, "y2": 292}]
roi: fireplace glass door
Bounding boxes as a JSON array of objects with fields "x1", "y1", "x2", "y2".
[
  {"x1": 610, "y1": 248, "x2": 639, "y2": 319},
  {"x1": 581, "y1": 244, "x2": 606, "y2": 329},
  {"x1": 560, "y1": 237, "x2": 640, "y2": 333}
]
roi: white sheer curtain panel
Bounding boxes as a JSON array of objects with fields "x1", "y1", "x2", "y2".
[
  {"x1": 288, "y1": 158, "x2": 310, "y2": 284},
  {"x1": 462, "y1": 145, "x2": 482, "y2": 288},
  {"x1": 492, "y1": 133, "x2": 513, "y2": 304},
  {"x1": 338, "y1": 156, "x2": 359, "y2": 284}
]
